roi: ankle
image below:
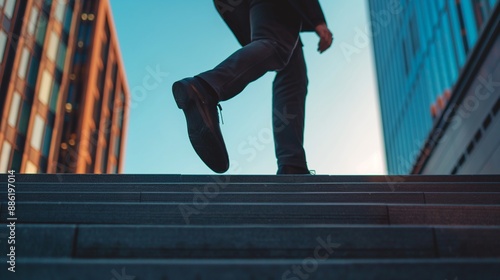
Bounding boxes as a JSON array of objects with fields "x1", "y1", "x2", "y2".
[{"x1": 195, "y1": 76, "x2": 219, "y2": 102}]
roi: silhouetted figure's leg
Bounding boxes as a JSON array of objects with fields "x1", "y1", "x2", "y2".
[
  {"x1": 198, "y1": 0, "x2": 302, "y2": 101},
  {"x1": 173, "y1": 0, "x2": 307, "y2": 173},
  {"x1": 174, "y1": 0, "x2": 331, "y2": 173},
  {"x1": 207, "y1": 0, "x2": 309, "y2": 173},
  {"x1": 273, "y1": 42, "x2": 309, "y2": 173}
]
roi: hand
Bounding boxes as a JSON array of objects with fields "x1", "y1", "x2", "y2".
[{"x1": 315, "y1": 23, "x2": 333, "y2": 53}]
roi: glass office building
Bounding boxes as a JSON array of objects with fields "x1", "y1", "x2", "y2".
[
  {"x1": 0, "y1": 0, "x2": 130, "y2": 174},
  {"x1": 369, "y1": 0, "x2": 499, "y2": 174},
  {"x1": 413, "y1": 3, "x2": 500, "y2": 174}
]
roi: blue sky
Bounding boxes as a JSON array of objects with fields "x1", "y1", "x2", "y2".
[{"x1": 109, "y1": 0, "x2": 387, "y2": 175}]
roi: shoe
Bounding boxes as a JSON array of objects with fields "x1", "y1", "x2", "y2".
[
  {"x1": 277, "y1": 165, "x2": 311, "y2": 175},
  {"x1": 172, "y1": 77, "x2": 229, "y2": 173}
]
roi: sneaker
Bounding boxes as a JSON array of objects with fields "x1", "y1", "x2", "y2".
[
  {"x1": 172, "y1": 77, "x2": 229, "y2": 173},
  {"x1": 277, "y1": 165, "x2": 311, "y2": 175}
]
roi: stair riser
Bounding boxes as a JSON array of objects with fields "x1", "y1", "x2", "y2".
[
  {"x1": 4, "y1": 192, "x2": 500, "y2": 204},
  {"x1": 9, "y1": 183, "x2": 500, "y2": 193},
  {"x1": 4, "y1": 260, "x2": 500, "y2": 280},
  {"x1": 2, "y1": 203, "x2": 500, "y2": 225},
  {"x1": 4, "y1": 174, "x2": 499, "y2": 183},
  {"x1": 1, "y1": 174, "x2": 498, "y2": 279},
  {"x1": 2, "y1": 225, "x2": 499, "y2": 259}
]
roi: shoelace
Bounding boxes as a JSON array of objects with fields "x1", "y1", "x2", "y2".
[{"x1": 217, "y1": 104, "x2": 224, "y2": 125}]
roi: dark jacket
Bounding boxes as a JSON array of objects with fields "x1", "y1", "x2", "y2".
[{"x1": 288, "y1": 0, "x2": 327, "y2": 32}]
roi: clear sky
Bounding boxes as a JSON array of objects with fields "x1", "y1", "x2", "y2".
[{"x1": 109, "y1": 0, "x2": 387, "y2": 175}]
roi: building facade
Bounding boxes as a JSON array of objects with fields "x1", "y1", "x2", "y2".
[
  {"x1": 0, "y1": 0, "x2": 130, "y2": 174},
  {"x1": 412, "y1": 3, "x2": 500, "y2": 174},
  {"x1": 369, "y1": 0, "x2": 498, "y2": 174}
]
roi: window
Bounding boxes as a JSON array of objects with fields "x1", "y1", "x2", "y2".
[
  {"x1": 101, "y1": 38, "x2": 110, "y2": 65},
  {"x1": 56, "y1": 41, "x2": 67, "y2": 70},
  {"x1": 39, "y1": 70, "x2": 53, "y2": 105},
  {"x1": 409, "y1": 14, "x2": 420, "y2": 57},
  {"x1": 8, "y1": 92, "x2": 21, "y2": 127},
  {"x1": 42, "y1": 124, "x2": 53, "y2": 157},
  {"x1": 27, "y1": 56, "x2": 40, "y2": 88},
  {"x1": 101, "y1": 21, "x2": 111, "y2": 63},
  {"x1": 54, "y1": 0, "x2": 66, "y2": 23},
  {"x1": 93, "y1": 93, "x2": 103, "y2": 125},
  {"x1": 11, "y1": 149, "x2": 21, "y2": 171},
  {"x1": 25, "y1": 161, "x2": 38, "y2": 174},
  {"x1": 115, "y1": 92, "x2": 125, "y2": 158},
  {"x1": 100, "y1": 145, "x2": 108, "y2": 173},
  {"x1": 402, "y1": 40, "x2": 410, "y2": 75},
  {"x1": 35, "y1": 13, "x2": 48, "y2": 46},
  {"x1": 114, "y1": 133, "x2": 121, "y2": 157},
  {"x1": 18, "y1": 47, "x2": 30, "y2": 79},
  {"x1": 0, "y1": 142, "x2": 12, "y2": 173},
  {"x1": 0, "y1": 30, "x2": 7, "y2": 64},
  {"x1": 472, "y1": 0, "x2": 491, "y2": 31},
  {"x1": 46, "y1": 31, "x2": 59, "y2": 62},
  {"x1": 4, "y1": 0, "x2": 16, "y2": 19},
  {"x1": 97, "y1": 66, "x2": 106, "y2": 94},
  {"x1": 119, "y1": 92, "x2": 125, "y2": 129},
  {"x1": 455, "y1": 0, "x2": 470, "y2": 54},
  {"x1": 63, "y1": 4, "x2": 73, "y2": 33},
  {"x1": 49, "y1": 80, "x2": 60, "y2": 112},
  {"x1": 31, "y1": 114, "x2": 45, "y2": 151},
  {"x1": 108, "y1": 64, "x2": 118, "y2": 110},
  {"x1": 27, "y1": 6, "x2": 39, "y2": 36},
  {"x1": 18, "y1": 101, "x2": 31, "y2": 135}
]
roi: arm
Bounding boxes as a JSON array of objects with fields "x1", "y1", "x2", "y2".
[{"x1": 315, "y1": 23, "x2": 333, "y2": 53}]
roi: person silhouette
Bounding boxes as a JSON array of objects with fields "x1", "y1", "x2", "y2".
[{"x1": 172, "y1": 0, "x2": 333, "y2": 174}]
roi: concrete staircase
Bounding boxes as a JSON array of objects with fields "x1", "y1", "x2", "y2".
[{"x1": 1, "y1": 174, "x2": 500, "y2": 279}]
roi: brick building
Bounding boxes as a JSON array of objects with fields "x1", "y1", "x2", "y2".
[{"x1": 0, "y1": 0, "x2": 130, "y2": 174}]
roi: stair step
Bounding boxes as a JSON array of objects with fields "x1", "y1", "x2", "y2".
[
  {"x1": 9, "y1": 182, "x2": 500, "y2": 193},
  {"x1": 2, "y1": 174, "x2": 498, "y2": 279},
  {"x1": 2, "y1": 225, "x2": 499, "y2": 259},
  {"x1": 5, "y1": 192, "x2": 500, "y2": 205},
  {"x1": 5, "y1": 174, "x2": 500, "y2": 183},
  {"x1": 425, "y1": 192, "x2": 500, "y2": 204},
  {"x1": 2, "y1": 203, "x2": 500, "y2": 225},
  {"x1": 5, "y1": 258, "x2": 500, "y2": 280}
]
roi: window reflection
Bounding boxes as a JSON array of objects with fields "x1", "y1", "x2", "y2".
[
  {"x1": 54, "y1": 0, "x2": 66, "y2": 23},
  {"x1": 8, "y1": 92, "x2": 21, "y2": 127},
  {"x1": 4, "y1": 0, "x2": 16, "y2": 19},
  {"x1": 39, "y1": 70, "x2": 54, "y2": 106},
  {"x1": 27, "y1": 6, "x2": 39, "y2": 35},
  {"x1": 0, "y1": 30, "x2": 7, "y2": 64},
  {"x1": 31, "y1": 114, "x2": 45, "y2": 152},
  {"x1": 18, "y1": 47, "x2": 30, "y2": 79},
  {"x1": 0, "y1": 142, "x2": 12, "y2": 173},
  {"x1": 47, "y1": 31, "x2": 60, "y2": 62}
]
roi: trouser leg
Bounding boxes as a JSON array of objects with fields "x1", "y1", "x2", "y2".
[
  {"x1": 198, "y1": 0, "x2": 302, "y2": 101},
  {"x1": 272, "y1": 41, "x2": 309, "y2": 170}
]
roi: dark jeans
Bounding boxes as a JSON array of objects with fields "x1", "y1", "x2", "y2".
[{"x1": 198, "y1": 0, "x2": 309, "y2": 170}]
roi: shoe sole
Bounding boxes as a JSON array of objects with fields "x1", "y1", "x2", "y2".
[{"x1": 172, "y1": 80, "x2": 229, "y2": 173}]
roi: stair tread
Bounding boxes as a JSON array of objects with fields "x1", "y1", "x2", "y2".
[
  {"x1": 2, "y1": 173, "x2": 499, "y2": 280},
  {"x1": 2, "y1": 203, "x2": 500, "y2": 225},
  {"x1": 2, "y1": 224, "x2": 499, "y2": 259},
  {"x1": 7, "y1": 258, "x2": 500, "y2": 280},
  {"x1": 11, "y1": 182, "x2": 500, "y2": 193},
  {"x1": 4, "y1": 191, "x2": 500, "y2": 204},
  {"x1": 5, "y1": 174, "x2": 500, "y2": 183}
]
